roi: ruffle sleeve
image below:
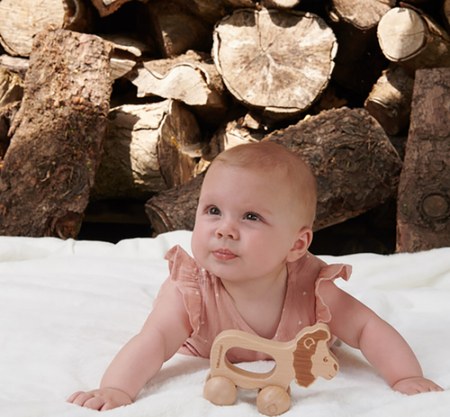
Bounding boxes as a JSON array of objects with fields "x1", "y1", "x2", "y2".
[
  {"x1": 315, "y1": 263, "x2": 352, "y2": 323},
  {"x1": 164, "y1": 245, "x2": 203, "y2": 334}
]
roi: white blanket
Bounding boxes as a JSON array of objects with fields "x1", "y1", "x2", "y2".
[{"x1": 0, "y1": 231, "x2": 449, "y2": 417}]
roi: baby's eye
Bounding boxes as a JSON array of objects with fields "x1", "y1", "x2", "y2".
[
  {"x1": 244, "y1": 212, "x2": 260, "y2": 221},
  {"x1": 207, "y1": 206, "x2": 221, "y2": 216}
]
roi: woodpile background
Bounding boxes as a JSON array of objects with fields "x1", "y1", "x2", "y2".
[{"x1": 0, "y1": 0, "x2": 449, "y2": 253}]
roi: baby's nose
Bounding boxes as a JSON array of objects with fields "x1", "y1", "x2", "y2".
[{"x1": 215, "y1": 220, "x2": 239, "y2": 239}]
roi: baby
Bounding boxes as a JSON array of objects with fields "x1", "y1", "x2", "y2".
[{"x1": 68, "y1": 141, "x2": 443, "y2": 410}]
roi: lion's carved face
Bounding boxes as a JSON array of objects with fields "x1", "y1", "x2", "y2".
[
  {"x1": 293, "y1": 327, "x2": 338, "y2": 387},
  {"x1": 310, "y1": 340, "x2": 339, "y2": 380}
]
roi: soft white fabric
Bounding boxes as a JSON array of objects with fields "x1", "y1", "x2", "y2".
[{"x1": 0, "y1": 231, "x2": 449, "y2": 417}]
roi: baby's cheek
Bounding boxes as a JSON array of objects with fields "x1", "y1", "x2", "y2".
[
  {"x1": 191, "y1": 233, "x2": 200, "y2": 259},
  {"x1": 191, "y1": 229, "x2": 207, "y2": 264}
]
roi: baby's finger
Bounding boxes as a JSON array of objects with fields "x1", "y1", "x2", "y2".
[
  {"x1": 67, "y1": 391, "x2": 86, "y2": 403},
  {"x1": 70, "y1": 391, "x2": 95, "y2": 406},
  {"x1": 84, "y1": 396, "x2": 106, "y2": 411},
  {"x1": 429, "y1": 383, "x2": 444, "y2": 392},
  {"x1": 416, "y1": 379, "x2": 444, "y2": 393},
  {"x1": 101, "y1": 402, "x2": 119, "y2": 411},
  {"x1": 66, "y1": 391, "x2": 80, "y2": 403}
]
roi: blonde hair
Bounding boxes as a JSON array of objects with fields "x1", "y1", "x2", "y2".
[{"x1": 210, "y1": 141, "x2": 317, "y2": 227}]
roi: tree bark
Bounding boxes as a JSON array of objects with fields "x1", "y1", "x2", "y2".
[
  {"x1": 0, "y1": 0, "x2": 90, "y2": 57},
  {"x1": 212, "y1": 8, "x2": 337, "y2": 119},
  {"x1": 92, "y1": 100, "x2": 203, "y2": 200},
  {"x1": 145, "y1": 107, "x2": 402, "y2": 235},
  {"x1": 364, "y1": 65, "x2": 414, "y2": 135},
  {"x1": 268, "y1": 107, "x2": 402, "y2": 230},
  {"x1": 396, "y1": 68, "x2": 450, "y2": 252},
  {"x1": 0, "y1": 29, "x2": 112, "y2": 238},
  {"x1": 377, "y1": 7, "x2": 450, "y2": 74}
]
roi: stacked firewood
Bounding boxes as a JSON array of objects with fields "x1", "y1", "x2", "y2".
[{"x1": 0, "y1": 0, "x2": 448, "y2": 252}]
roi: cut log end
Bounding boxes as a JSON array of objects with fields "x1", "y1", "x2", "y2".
[
  {"x1": 0, "y1": 0, "x2": 89, "y2": 56},
  {"x1": 213, "y1": 9, "x2": 337, "y2": 118},
  {"x1": 377, "y1": 8, "x2": 427, "y2": 61}
]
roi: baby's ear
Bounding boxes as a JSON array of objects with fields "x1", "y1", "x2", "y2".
[{"x1": 286, "y1": 227, "x2": 313, "y2": 262}]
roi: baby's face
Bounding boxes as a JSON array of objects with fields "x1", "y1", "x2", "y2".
[{"x1": 191, "y1": 163, "x2": 309, "y2": 284}]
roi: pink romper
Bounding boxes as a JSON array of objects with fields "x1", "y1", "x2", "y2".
[{"x1": 161, "y1": 245, "x2": 351, "y2": 362}]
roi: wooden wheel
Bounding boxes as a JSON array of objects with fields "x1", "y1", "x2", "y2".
[
  {"x1": 203, "y1": 375, "x2": 237, "y2": 406},
  {"x1": 256, "y1": 385, "x2": 291, "y2": 416}
]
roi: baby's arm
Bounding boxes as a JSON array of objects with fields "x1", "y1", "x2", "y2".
[
  {"x1": 320, "y1": 281, "x2": 443, "y2": 394},
  {"x1": 68, "y1": 279, "x2": 192, "y2": 410}
]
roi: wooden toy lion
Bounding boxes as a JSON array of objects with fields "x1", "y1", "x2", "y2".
[{"x1": 203, "y1": 323, "x2": 338, "y2": 416}]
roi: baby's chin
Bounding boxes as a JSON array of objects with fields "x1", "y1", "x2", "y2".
[{"x1": 200, "y1": 258, "x2": 243, "y2": 280}]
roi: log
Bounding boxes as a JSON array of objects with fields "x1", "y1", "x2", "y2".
[
  {"x1": 396, "y1": 68, "x2": 450, "y2": 252},
  {"x1": 101, "y1": 34, "x2": 150, "y2": 80},
  {"x1": 0, "y1": 29, "x2": 112, "y2": 238},
  {"x1": 1, "y1": 33, "x2": 139, "y2": 83},
  {"x1": 90, "y1": 0, "x2": 148, "y2": 17},
  {"x1": 101, "y1": 34, "x2": 149, "y2": 58},
  {"x1": 129, "y1": 50, "x2": 228, "y2": 125},
  {"x1": 0, "y1": 0, "x2": 90, "y2": 57},
  {"x1": 0, "y1": 68, "x2": 22, "y2": 160},
  {"x1": 147, "y1": 0, "x2": 212, "y2": 57},
  {"x1": 328, "y1": 0, "x2": 394, "y2": 31},
  {"x1": 92, "y1": 100, "x2": 203, "y2": 200},
  {"x1": 156, "y1": 102, "x2": 204, "y2": 190},
  {"x1": 364, "y1": 65, "x2": 414, "y2": 135},
  {"x1": 145, "y1": 107, "x2": 402, "y2": 234},
  {"x1": 0, "y1": 68, "x2": 23, "y2": 108},
  {"x1": 0, "y1": 55, "x2": 29, "y2": 76},
  {"x1": 145, "y1": 173, "x2": 205, "y2": 235},
  {"x1": 203, "y1": 118, "x2": 264, "y2": 161},
  {"x1": 327, "y1": 0, "x2": 394, "y2": 96},
  {"x1": 0, "y1": 101, "x2": 20, "y2": 161},
  {"x1": 377, "y1": 7, "x2": 450, "y2": 74},
  {"x1": 268, "y1": 107, "x2": 402, "y2": 230},
  {"x1": 212, "y1": 8, "x2": 337, "y2": 119}
]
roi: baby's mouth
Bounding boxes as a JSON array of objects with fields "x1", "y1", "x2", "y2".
[{"x1": 212, "y1": 248, "x2": 237, "y2": 261}]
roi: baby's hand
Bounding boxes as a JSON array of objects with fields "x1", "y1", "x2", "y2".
[
  {"x1": 392, "y1": 377, "x2": 444, "y2": 395},
  {"x1": 67, "y1": 387, "x2": 133, "y2": 411}
]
